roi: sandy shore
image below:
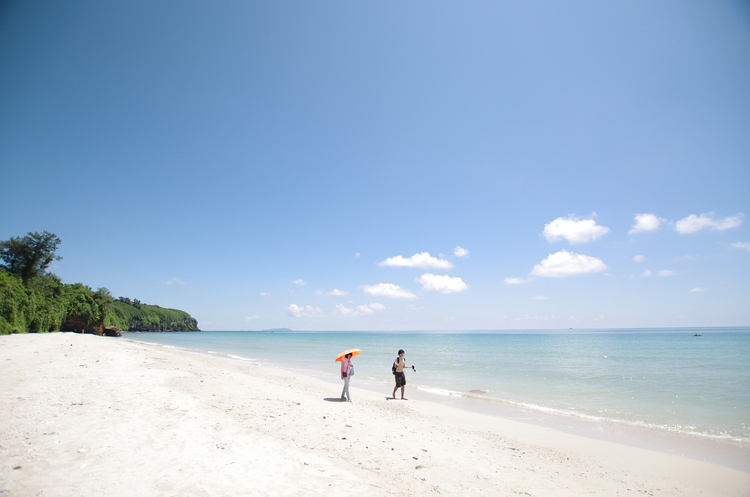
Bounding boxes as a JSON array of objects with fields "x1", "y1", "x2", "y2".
[{"x1": 2, "y1": 333, "x2": 748, "y2": 496}]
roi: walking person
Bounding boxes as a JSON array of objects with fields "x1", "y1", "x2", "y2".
[
  {"x1": 340, "y1": 352, "x2": 353, "y2": 402},
  {"x1": 392, "y1": 349, "x2": 415, "y2": 400},
  {"x1": 335, "y1": 348, "x2": 359, "y2": 401}
]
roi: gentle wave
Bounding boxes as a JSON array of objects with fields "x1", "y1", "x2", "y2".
[
  {"x1": 409, "y1": 381, "x2": 750, "y2": 446},
  {"x1": 122, "y1": 338, "x2": 188, "y2": 352},
  {"x1": 228, "y1": 354, "x2": 254, "y2": 361},
  {"x1": 469, "y1": 393, "x2": 750, "y2": 446},
  {"x1": 417, "y1": 385, "x2": 467, "y2": 397}
]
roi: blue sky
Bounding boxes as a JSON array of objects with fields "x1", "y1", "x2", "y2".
[{"x1": 1, "y1": 1, "x2": 748, "y2": 330}]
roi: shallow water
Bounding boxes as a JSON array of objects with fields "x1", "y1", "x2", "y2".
[{"x1": 126, "y1": 327, "x2": 750, "y2": 458}]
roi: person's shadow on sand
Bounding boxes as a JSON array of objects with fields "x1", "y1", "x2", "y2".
[{"x1": 323, "y1": 397, "x2": 347, "y2": 402}]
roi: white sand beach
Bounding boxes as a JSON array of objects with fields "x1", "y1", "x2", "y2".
[{"x1": 2, "y1": 332, "x2": 748, "y2": 496}]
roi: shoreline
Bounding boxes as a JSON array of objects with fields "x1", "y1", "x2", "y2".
[
  {"x1": 124, "y1": 334, "x2": 750, "y2": 474},
  {"x1": 3, "y1": 332, "x2": 749, "y2": 496}
]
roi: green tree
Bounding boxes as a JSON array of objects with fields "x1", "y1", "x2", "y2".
[
  {"x1": 0, "y1": 231, "x2": 62, "y2": 286},
  {"x1": 94, "y1": 287, "x2": 113, "y2": 302}
]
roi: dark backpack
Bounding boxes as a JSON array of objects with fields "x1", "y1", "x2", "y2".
[{"x1": 392, "y1": 357, "x2": 399, "y2": 375}]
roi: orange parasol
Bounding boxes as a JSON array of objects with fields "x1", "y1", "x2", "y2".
[{"x1": 335, "y1": 348, "x2": 361, "y2": 362}]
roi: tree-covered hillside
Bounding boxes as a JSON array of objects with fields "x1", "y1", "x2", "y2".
[
  {"x1": 0, "y1": 231, "x2": 199, "y2": 335},
  {"x1": 109, "y1": 297, "x2": 199, "y2": 332},
  {"x1": 0, "y1": 271, "x2": 200, "y2": 335}
]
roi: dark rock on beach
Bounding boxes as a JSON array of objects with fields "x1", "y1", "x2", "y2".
[{"x1": 103, "y1": 326, "x2": 122, "y2": 337}]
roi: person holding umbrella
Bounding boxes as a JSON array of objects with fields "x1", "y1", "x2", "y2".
[{"x1": 336, "y1": 348, "x2": 360, "y2": 402}]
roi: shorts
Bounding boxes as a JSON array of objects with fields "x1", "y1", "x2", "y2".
[{"x1": 394, "y1": 371, "x2": 406, "y2": 388}]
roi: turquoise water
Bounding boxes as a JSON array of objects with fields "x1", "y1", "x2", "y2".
[{"x1": 125, "y1": 327, "x2": 750, "y2": 447}]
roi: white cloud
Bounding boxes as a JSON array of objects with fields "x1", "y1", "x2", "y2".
[
  {"x1": 730, "y1": 242, "x2": 750, "y2": 251},
  {"x1": 362, "y1": 283, "x2": 418, "y2": 300},
  {"x1": 164, "y1": 277, "x2": 191, "y2": 286},
  {"x1": 378, "y1": 252, "x2": 454, "y2": 269},
  {"x1": 690, "y1": 287, "x2": 708, "y2": 293},
  {"x1": 629, "y1": 213, "x2": 663, "y2": 234},
  {"x1": 454, "y1": 246, "x2": 469, "y2": 257},
  {"x1": 533, "y1": 295, "x2": 548, "y2": 300},
  {"x1": 712, "y1": 214, "x2": 744, "y2": 230},
  {"x1": 355, "y1": 252, "x2": 360, "y2": 257},
  {"x1": 287, "y1": 304, "x2": 324, "y2": 317},
  {"x1": 675, "y1": 212, "x2": 744, "y2": 234},
  {"x1": 260, "y1": 292, "x2": 270, "y2": 297},
  {"x1": 333, "y1": 302, "x2": 385, "y2": 317},
  {"x1": 406, "y1": 304, "x2": 424, "y2": 311},
  {"x1": 658, "y1": 270, "x2": 677, "y2": 277},
  {"x1": 245, "y1": 315, "x2": 260, "y2": 322},
  {"x1": 640, "y1": 269, "x2": 652, "y2": 277},
  {"x1": 673, "y1": 255, "x2": 695, "y2": 262},
  {"x1": 530, "y1": 250, "x2": 608, "y2": 278},
  {"x1": 317, "y1": 288, "x2": 349, "y2": 296},
  {"x1": 415, "y1": 273, "x2": 469, "y2": 294},
  {"x1": 503, "y1": 277, "x2": 527, "y2": 285},
  {"x1": 357, "y1": 304, "x2": 378, "y2": 314},
  {"x1": 333, "y1": 304, "x2": 357, "y2": 316},
  {"x1": 543, "y1": 215, "x2": 610, "y2": 244},
  {"x1": 633, "y1": 255, "x2": 646, "y2": 263},
  {"x1": 293, "y1": 279, "x2": 307, "y2": 286}
]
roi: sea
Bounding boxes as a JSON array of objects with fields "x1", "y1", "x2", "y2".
[{"x1": 122, "y1": 327, "x2": 750, "y2": 471}]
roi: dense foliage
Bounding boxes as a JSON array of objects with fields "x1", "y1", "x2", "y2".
[
  {"x1": 110, "y1": 297, "x2": 200, "y2": 332},
  {"x1": 0, "y1": 271, "x2": 199, "y2": 334},
  {"x1": 0, "y1": 232, "x2": 199, "y2": 335}
]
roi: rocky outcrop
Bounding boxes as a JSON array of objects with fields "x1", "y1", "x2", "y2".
[
  {"x1": 59, "y1": 318, "x2": 104, "y2": 335},
  {"x1": 103, "y1": 326, "x2": 121, "y2": 337},
  {"x1": 59, "y1": 321, "x2": 120, "y2": 337}
]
